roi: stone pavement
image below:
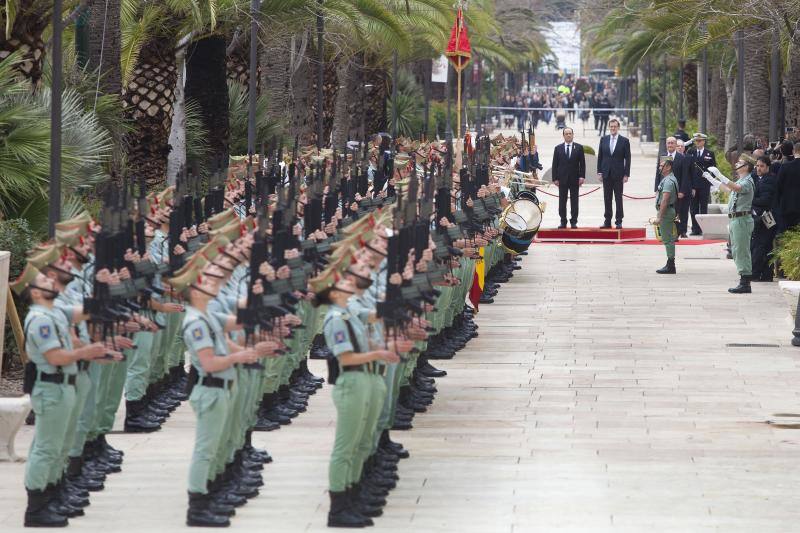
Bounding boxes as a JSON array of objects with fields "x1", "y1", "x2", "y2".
[{"x1": 2, "y1": 119, "x2": 800, "y2": 532}]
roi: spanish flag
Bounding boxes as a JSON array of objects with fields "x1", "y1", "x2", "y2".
[{"x1": 468, "y1": 247, "x2": 485, "y2": 311}]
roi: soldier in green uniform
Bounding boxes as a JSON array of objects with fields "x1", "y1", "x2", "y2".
[
  {"x1": 312, "y1": 266, "x2": 400, "y2": 528},
  {"x1": 703, "y1": 157, "x2": 756, "y2": 293},
  {"x1": 13, "y1": 266, "x2": 120, "y2": 527},
  {"x1": 655, "y1": 156, "x2": 679, "y2": 274},
  {"x1": 171, "y1": 264, "x2": 275, "y2": 527}
]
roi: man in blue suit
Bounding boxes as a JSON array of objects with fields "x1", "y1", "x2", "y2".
[{"x1": 597, "y1": 119, "x2": 632, "y2": 228}]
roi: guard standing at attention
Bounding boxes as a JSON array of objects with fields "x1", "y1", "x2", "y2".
[
  {"x1": 655, "y1": 157, "x2": 679, "y2": 274},
  {"x1": 12, "y1": 266, "x2": 120, "y2": 527},
  {"x1": 688, "y1": 133, "x2": 717, "y2": 236},
  {"x1": 703, "y1": 156, "x2": 756, "y2": 293}
]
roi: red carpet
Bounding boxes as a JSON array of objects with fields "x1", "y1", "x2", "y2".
[
  {"x1": 536, "y1": 227, "x2": 646, "y2": 243},
  {"x1": 536, "y1": 239, "x2": 725, "y2": 246}
]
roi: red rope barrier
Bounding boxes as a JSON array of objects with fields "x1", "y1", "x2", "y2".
[
  {"x1": 622, "y1": 193, "x2": 657, "y2": 200},
  {"x1": 536, "y1": 187, "x2": 602, "y2": 198}
]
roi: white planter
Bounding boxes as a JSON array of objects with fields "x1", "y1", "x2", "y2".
[
  {"x1": 695, "y1": 214, "x2": 730, "y2": 240},
  {"x1": 779, "y1": 281, "x2": 800, "y2": 323}
]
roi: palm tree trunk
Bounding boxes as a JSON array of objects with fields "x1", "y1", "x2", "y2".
[
  {"x1": 122, "y1": 37, "x2": 178, "y2": 188},
  {"x1": 0, "y1": 1, "x2": 50, "y2": 86},
  {"x1": 683, "y1": 62, "x2": 698, "y2": 120},
  {"x1": 331, "y1": 56, "x2": 353, "y2": 149},
  {"x1": 743, "y1": 25, "x2": 770, "y2": 144},
  {"x1": 262, "y1": 34, "x2": 301, "y2": 136},
  {"x1": 185, "y1": 35, "x2": 230, "y2": 165},
  {"x1": 364, "y1": 65, "x2": 388, "y2": 136},
  {"x1": 166, "y1": 48, "x2": 187, "y2": 185},
  {"x1": 709, "y1": 65, "x2": 727, "y2": 148},
  {"x1": 724, "y1": 72, "x2": 737, "y2": 155},
  {"x1": 784, "y1": 45, "x2": 800, "y2": 131},
  {"x1": 289, "y1": 48, "x2": 312, "y2": 145},
  {"x1": 85, "y1": 0, "x2": 121, "y2": 95},
  {"x1": 348, "y1": 53, "x2": 366, "y2": 141}
]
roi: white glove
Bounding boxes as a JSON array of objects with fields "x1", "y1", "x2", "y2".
[
  {"x1": 702, "y1": 171, "x2": 721, "y2": 186},
  {"x1": 708, "y1": 166, "x2": 730, "y2": 184}
]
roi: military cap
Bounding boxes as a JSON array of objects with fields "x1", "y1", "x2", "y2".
[
  {"x1": 55, "y1": 227, "x2": 82, "y2": 248},
  {"x1": 739, "y1": 153, "x2": 757, "y2": 165},
  {"x1": 207, "y1": 208, "x2": 238, "y2": 230},
  {"x1": 394, "y1": 153, "x2": 411, "y2": 166},
  {"x1": 55, "y1": 212, "x2": 91, "y2": 235},
  {"x1": 659, "y1": 155, "x2": 674, "y2": 165},
  {"x1": 11, "y1": 263, "x2": 41, "y2": 295},
  {"x1": 167, "y1": 264, "x2": 204, "y2": 293},
  {"x1": 209, "y1": 220, "x2": 242, "y2": 243},
  {"x1": 27, "y1": 245, "x2": 61, "y2": 269},
  {"x1": 692, "y1": 132, "x2": 708, "y2": 140}
]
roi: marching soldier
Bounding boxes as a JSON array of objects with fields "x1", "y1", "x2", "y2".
[{"x1": 655, "y1": 157, "x2": 679, "y2": 274}]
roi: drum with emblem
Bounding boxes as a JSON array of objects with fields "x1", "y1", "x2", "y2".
[{"x1": 499, "y1": 197, "x2": 542, "y2": 254}]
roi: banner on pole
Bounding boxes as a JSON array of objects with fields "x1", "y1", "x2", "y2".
[{"x1": 431, "y1": 55, "x2": 449, "y2": 83}]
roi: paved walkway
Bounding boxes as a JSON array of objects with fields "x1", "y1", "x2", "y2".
[{"x1": 2, "y1": 119, "x2": 800, "y2": 532}]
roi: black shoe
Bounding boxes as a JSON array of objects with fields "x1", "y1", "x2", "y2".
[
  {"x1": 599, "y1": 223, "x2": 612, "y2": 228},
  {"x1": 186, "y1": 492, "x2": 230, "y2": 527},
  {"x1": 570, "y1": 222, "x2": 578, "y2": 228},
  {"x1": 24, "y1": 488, "x2": 68, "y2": 527},
  {"x1": 328, "y1": 491, "x2": 370, "y2": 528},
  {"x1": 253, "y1": 415, "x2": 281, "y2": 431},
  {"x1": 418, "y1": 362, "x2": 446, "y2": 378},
  {"x1": 690, "y1": 231, "x2": 702, "y2": 236},
  {"x1": 656, "y1": 258, "x2": 676, "y2": 274},
  {"x1": 348, "y1": 486, "x2": 383, "y2": 518},
  {"x1": 680, "y1": 233, "x2": 688, "y2": 238},
  {"x1": 558, "y1": 223, "x2": 567, "y2": 229},
  {"x1": 728, "y1": 276, "x2": 752, "y2": 294},
  {"x1": 615, "y1": 223, "x2": 622, "y2": 229},
  {"x1": 124, "y1": 400, "x2": 162, "y2": 433}
]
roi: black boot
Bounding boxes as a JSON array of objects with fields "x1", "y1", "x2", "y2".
[
  {"x1": 728, "y1": 276, "x2": 752, "y2": 294},
  {"x1": 379, "y1": 429, "x2": 409, "y2": 459},
  {"x1": 187, "y1": 491, "x2": 230, "y2": 527},
  {"x1": 656, "y1": 258, "x2": 676, "y2": 274},
  {"x1": 124, "y1": 399, "x2": 162, "y2": 433},
  {"x1": 327, "y1": 491, "x2": 370, "y2": 528},
  {"x1": 24, "y1": 488, "x2": 68, "y2": 527},
  {"x1": 348, "y1": 485, "x2": 383, "y2": 517}
]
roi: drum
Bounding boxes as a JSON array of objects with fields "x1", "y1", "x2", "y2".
[{"x1": 500, "y1": 197, "x2": 543, "y2": 254}]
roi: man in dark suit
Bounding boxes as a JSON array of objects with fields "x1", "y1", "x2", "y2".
[
  {"x1": 597, "y1": 118, "x2": 631, "y2": 228},
  {"x1": 751, "y1": 155, "x2": 779, "y2": 281},
  {"x1": 551, "y1": 127, "x2": 586, "y2": 228},
  {"x1": 778, "y1": 142, "x2": 800, "y2": 232},
  {"x1": 687, "y1": 133, "x2": 716, "y2": 235},
  {"x1": 674, "y1": 120, "x2": 690, "y2": 143}
]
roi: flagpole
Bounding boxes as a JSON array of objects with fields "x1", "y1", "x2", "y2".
[{"x1": 456, "y1": 68, "x2": 462, "y2": 139}]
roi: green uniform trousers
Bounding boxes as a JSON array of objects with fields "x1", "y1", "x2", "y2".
[
  {"x1": 94, "y1": 359, "x2": 127, "y2": 436},
  {"x1": 26, "y1": 382, "x2": 76, "y2": 490},
  {"x1": 125, "y1": 331, "x2": 156, "y2": 401},
  {"x1": 660, "y1": 208, "x2": 678, "y2": 259},
  {"x1": 730, "y1": 215, "x2": 754, "y2": 276},
  {"x1": 188, "y1": 384, "x2": 232, "y2": 493},
  {"x1": 65, "y1": 370, "x2": 91, "y2": 460},
  {"x1": 353, "y1": 373, "x2": 386, "y2": 483},
  {"x1": 329, "y1": 371, "x2": 371, "y2": 491}
]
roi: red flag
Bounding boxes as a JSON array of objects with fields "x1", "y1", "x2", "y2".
[
  {"x1": 468, "y1": 270, "x2": 482, "y2": 311},
  {"x1": 445, "y1": 8, "x2": 471, "y2": 73}
]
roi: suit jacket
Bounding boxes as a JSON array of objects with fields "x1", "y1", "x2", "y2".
[
  {"x1": 752, "y1": 172, "x2": 778, "y2": 217},
  {"x1": 597, "y1": 134, "x2": 631, "y2": 180},
  {"x1": 778, "y1": 158, "x2": 800, "y2": 217},
  {"x1": 551, "y1": 143, "x2": 586, "y2": 185},
  {"x1": 688, "y1": 148, "x2": 717, "y2": 189},
  {"x1": 654, "y1": 152, "x2": 686, "y2": 193}
]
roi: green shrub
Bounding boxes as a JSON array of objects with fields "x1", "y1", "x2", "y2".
[
  {"x1": 773, "y1": 227, "x2": 800, "y2": 280},
  {"x1": 583, "y1": 146, "x2": 596, "y2": 156},
  {"x1": 0, "y1": 219, "x2": 37, "y2": 370}
]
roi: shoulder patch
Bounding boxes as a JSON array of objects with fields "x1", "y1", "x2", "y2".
[
  {"x1": 334, "y1": 331, "x2": 346, "y2": 344},
  {"x1": 39, "y1": 325, "x2": 51, "y2": 339},
  {"x1": 192, "y1": 327, "x2": 204, "y2": 340}
]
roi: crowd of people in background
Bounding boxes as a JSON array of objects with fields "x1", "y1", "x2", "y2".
[{"x1": 498, "y1": 75, "x2": 616, "y2": 136}]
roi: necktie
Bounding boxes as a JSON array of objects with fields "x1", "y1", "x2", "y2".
[
  {"x1": 610, "y1": 136, "x2": 616, "y2": 153},
  {"x1": 566, "y1": 144, "x2": 571, "y2": 158}
]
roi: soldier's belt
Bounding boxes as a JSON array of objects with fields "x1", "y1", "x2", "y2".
[
  {"x1": 39, "y1": 372, "x2": 77, "y2": 386},
  {"x1": 200, "y1": 376, "x2": 234, "y2": 389},
  {"x1": 342, "y1": 364, "x2": 368, "y2": 373},
  {"x1": 728, "y1": 211, "x2": 749, "y2": 219}
]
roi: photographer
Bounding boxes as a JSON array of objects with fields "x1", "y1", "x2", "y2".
[{"x1": 751, "y1": 156, "x2": 779, "y2": 282}]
